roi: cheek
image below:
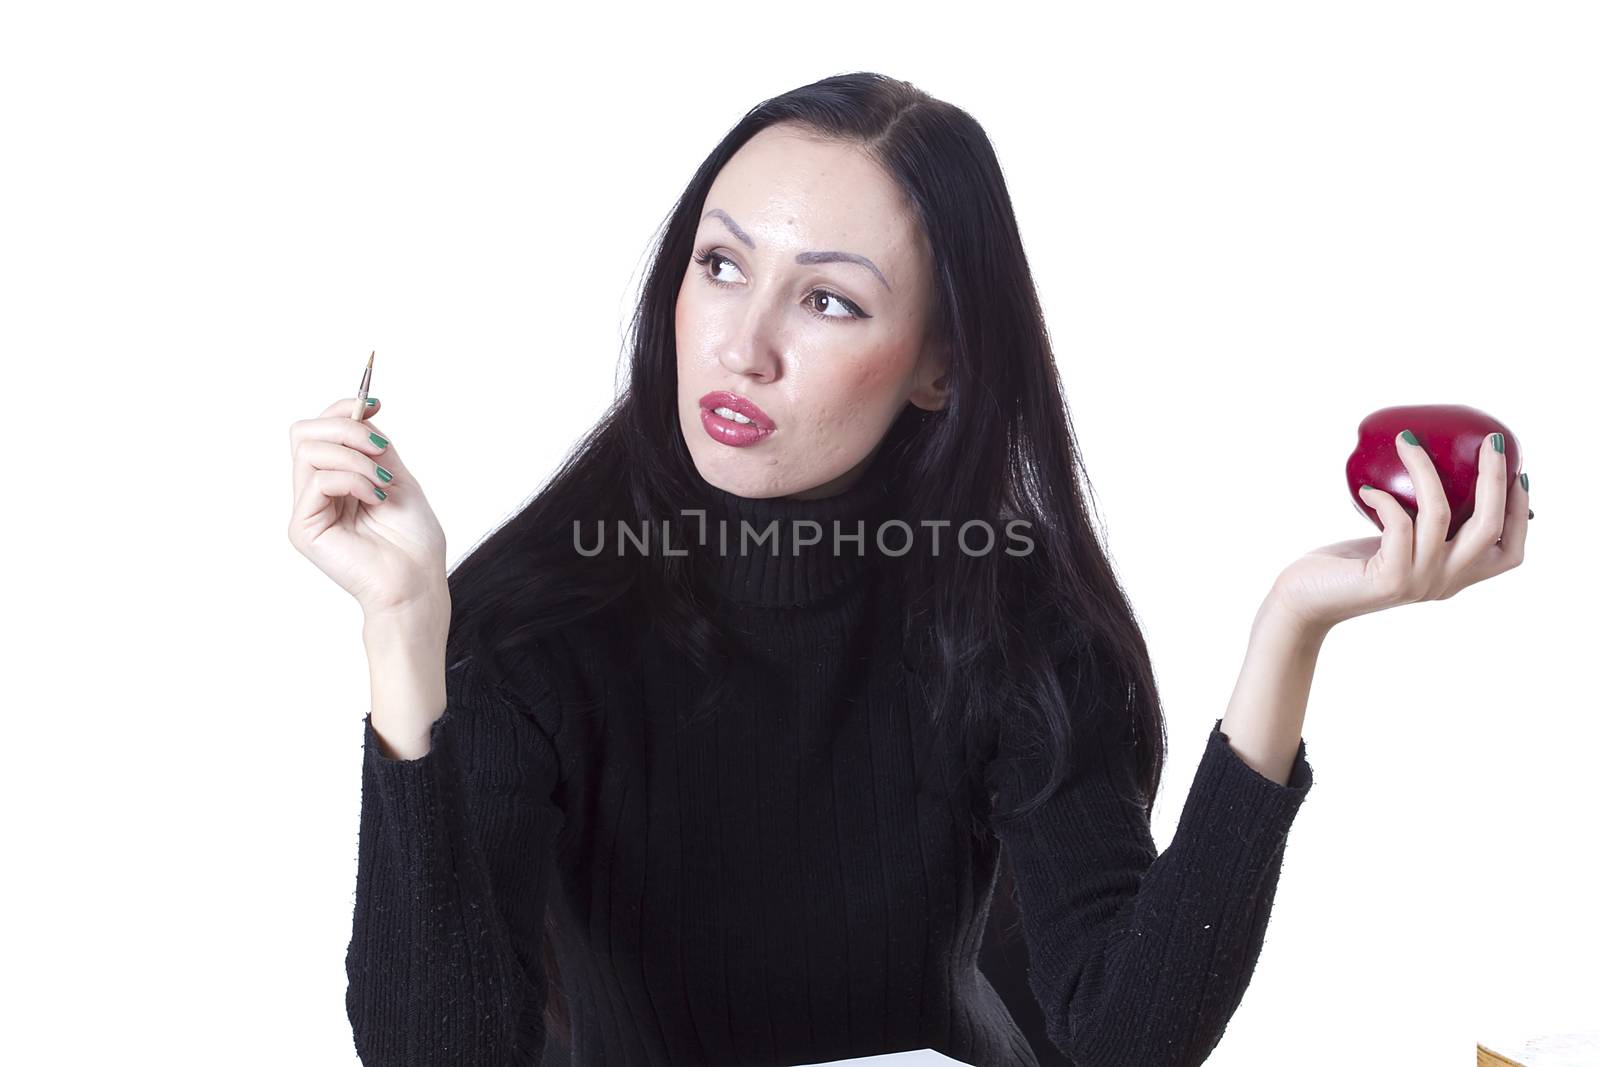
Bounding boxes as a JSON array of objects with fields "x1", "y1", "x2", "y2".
[
  {"x1": 674, "y1": 284, "x2": 692, "y2": 362},
  {"x1": 674, "y1": 282, "x2": 722, "y2": 370},
  {"x1": 853, "y1": 344, "x2": 918, "y2": 405},
  {"x1": 854, "y1": 350, "x2": 902, "y2": 391},
  {"x1": 808, "y1": 344, "x2": 915, "y2": 426}
]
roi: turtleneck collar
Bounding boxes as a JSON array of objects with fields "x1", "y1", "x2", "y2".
[{"x1": 684, "y1": 446, "x2": 896, "y2": 608}]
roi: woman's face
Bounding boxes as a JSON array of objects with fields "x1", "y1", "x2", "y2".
[{"x1": 675, "y1": 124, "x2": 949, "y2": 501}]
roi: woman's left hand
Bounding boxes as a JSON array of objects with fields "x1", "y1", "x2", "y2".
[{"x1": 1269, "y1": 430, "x2": 1529, "y2": 632}]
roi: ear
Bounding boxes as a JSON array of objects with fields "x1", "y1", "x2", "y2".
[{"x1": 908, "y1": 343, "x2": 951, "y2": 413}]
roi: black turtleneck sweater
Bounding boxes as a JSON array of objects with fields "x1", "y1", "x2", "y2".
[{"x1": 345, "y1": 455, "x2": 1315, "y2": 1067}]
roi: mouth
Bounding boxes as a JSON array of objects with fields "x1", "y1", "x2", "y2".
[{"x1": 698, "y1": 390, "x2": 776, "y2": 447}]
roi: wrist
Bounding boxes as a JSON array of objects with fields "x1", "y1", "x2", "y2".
[
  {"x1": 1220, "y1": 590, "x2": 1329, "y2": 786},
  {"x1": 362, "y1": 593, "x2": 451, "y2": 653},
  {"x1": 363, "y1": 627, "x2": 449, "y2": 757},
  {"x1": 361, "y1": 596, "x2": 451, "y2": 756},
  {"x1": 1259, "y1": 581, "x2": 1334, "y2": 651}
]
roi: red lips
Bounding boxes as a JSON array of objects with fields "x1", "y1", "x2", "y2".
[
  {"x1": 699, "y1": 391, "x2": 776, "y2": 430},
  {"x1": 697, "y1": 390, "x2": 776, "y2": 448}
]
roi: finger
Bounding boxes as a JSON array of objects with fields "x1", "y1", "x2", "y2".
[
  {"x1": 290, "y1": 413, "x2": 409, "y2": 509},
  {"x1": 1394, "y1": 428, "x2": 1448, "y2": 578},
  {"x1": 291, "y1": 397, "x2": 384, "y2": 463},
  {"x1": 1448, "y1": 432, "x2": 1509, "y2": 576},
  {"x1": 1357, "y1": 483, "x2": 1415, "y2": 592},
  {"x1": 292, "y1": 412, "x2": 390, "y2": 455},
  {"x1": 1499, "y1": 469, "x2": 1529, "y2": 563},
  {"x1": 319, "y1": 395, "x2": 382, "y2": 420},
  {"x1": 289, "y1": 467, "x2": 391, "y2": 542},
  {"x1": 1444, "y1": 472, "x2": 1527, "y2": 595},
  {"x1": 296, "y1": 439, "x2": 398, "y2": 501}
]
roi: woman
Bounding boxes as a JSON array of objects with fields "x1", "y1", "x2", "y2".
[{"x1": 289, "y1": 72, "x2": 1528, "y2": 1066}]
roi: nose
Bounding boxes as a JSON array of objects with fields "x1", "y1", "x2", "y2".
[{"x1": 711, "y1": 292, "x2": 787, "y2": 382}]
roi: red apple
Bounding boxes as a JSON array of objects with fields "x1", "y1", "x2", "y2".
[{"x1": 1346, "y1": 404, "x2": 1523, "y2": 541}]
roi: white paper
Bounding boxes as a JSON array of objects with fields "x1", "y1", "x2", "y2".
[
  {"x1": 793, "y1": 1051, "x2": 971, "y2": 1067},
  {"x1": 1480, "y1": 1030, "x2": 1600, "y2": 1067}
]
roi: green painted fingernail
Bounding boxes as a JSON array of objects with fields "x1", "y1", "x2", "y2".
[
  {"x1": 1401, "y1": 429, "x2": 1419, "y2": 446},
  {"x1": 1520, "y1": 472, "x2": 1529, "y2": 492},
  {"x1": 365, "y1": 397, "x2": 378, "y2": 407},
  {"x1": 369, "y1": 431, "x2": 388, "y2": 449},
  {"x1": 1491, "y1": 432, "x2": 1504, "y2": 454},
  {"x1": 373, "y1": 486, "x2": 386, "y2": 500},
  {"x1": 375, "y1": 464, "x2": 393, "y2": 483}
]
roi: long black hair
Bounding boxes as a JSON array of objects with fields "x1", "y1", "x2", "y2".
[{"x1": 443, "y1": 70, "x2": 1167, "y2": 1051}]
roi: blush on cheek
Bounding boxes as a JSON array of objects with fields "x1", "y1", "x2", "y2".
[{"x1": 848, "y1": 345, "x2": 917, "y2": 410}]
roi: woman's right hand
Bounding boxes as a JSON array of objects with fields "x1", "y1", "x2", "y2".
[{"x1": 287, "y1": 396, "x2": 449, "y2": 619}]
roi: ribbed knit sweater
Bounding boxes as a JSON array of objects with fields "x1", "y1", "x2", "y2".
[{"x1": 345, "y1": 454, "x2": 1315, "y2": 1067}]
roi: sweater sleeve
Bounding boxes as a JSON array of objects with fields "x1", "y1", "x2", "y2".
[
  {"x1": 345, "y1": 653, "x2": 566, "y2": 1066},
  {"x1": 984, "y1": 686, "x2": 1312, "y2": 1067}
]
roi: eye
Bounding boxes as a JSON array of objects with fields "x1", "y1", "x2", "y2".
[
  {"x1": 691, "y1": 247, "x2": 744, "y2": 288},
  {"x1": 690, "y1": 245, "x2": 869, "y2": 323},
  {"x1": 803, "y1": 290, "x2": 862, "y2": 321}
]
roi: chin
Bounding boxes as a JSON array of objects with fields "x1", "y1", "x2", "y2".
[{"x1": 686, "y1": 440, "x2": 796, "y2": 499}]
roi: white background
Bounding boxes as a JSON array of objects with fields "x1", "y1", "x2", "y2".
[{"x1": 3, "y1": 2, "x2": 1595, "y2": 1064}]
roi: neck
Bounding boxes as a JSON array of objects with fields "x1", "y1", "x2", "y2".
[{"x1": 684, "y1": 449, "x2": 895, "y2": 608}]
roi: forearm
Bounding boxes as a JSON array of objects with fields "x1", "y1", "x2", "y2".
[
  {"x1": 1007, "y1": 595, "x2": 1321, "y2": 1065},
  {"x1": 1219, "y1": 589, "x2": 1330, "y2": 786},
  {"x1": 348, "y1": 653, "x2": 559, "y2": 1064},
  {"x1": 363, "y1": 605, "x2": 450, "y2": 760}
]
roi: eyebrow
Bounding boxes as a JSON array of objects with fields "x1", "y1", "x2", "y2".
[{"x1": 700, "y1": 208, "x2": 892, "y2": 293}]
